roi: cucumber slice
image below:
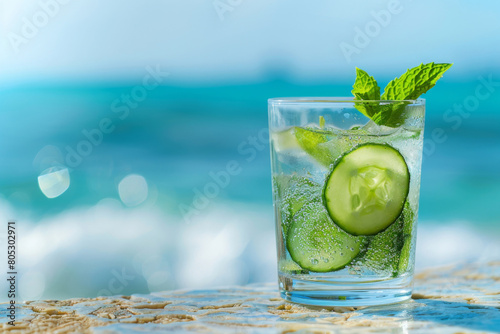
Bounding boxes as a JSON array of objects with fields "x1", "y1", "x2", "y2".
[
  {"x1": 398, "y1": 203, "x2": 416, "y2": 274},
  {"x1": 398, "y1": 237, "x2": 412, "y2": 274},
  {"x1": 355, "y1": 214, "x2": 405, "y2": 276},
  {"x1": 351, "y1": 202, "x2": 416, "y2": 276},
  {"x1": 402, "y1": 201, "x2": 415, "y2": 237},
  {"x1": 273, "y1": 175, "x2": 321, "y2": 236},
  {"x1": 286, "y1": 202, "x2": 363, "y2": 272},
  {"x1": 279, "y1": 259, "x2": 309, "y2": 275},
  {"x1": 324, "y1": 143, "x2": 410, "y2": 236}
]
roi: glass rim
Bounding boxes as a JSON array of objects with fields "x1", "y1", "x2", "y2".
[{"x1": 268, "y1": 97, "x2": 425, "y2": 105}]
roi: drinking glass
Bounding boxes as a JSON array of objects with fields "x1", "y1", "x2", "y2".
[{"x1": 268, "y1": 97, "x2": 425, "y2": 306}]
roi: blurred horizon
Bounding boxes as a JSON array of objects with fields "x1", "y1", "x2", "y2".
[{"x1": 1, "y1": 77, "x2": 499, "y2": 224}]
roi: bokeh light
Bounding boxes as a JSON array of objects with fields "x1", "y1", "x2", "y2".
[
  {"x1": 118, "y1": 174, "x2": 149, "y2": 207},
  {"x1": 38, "y1": 166, "x2": 70, "y2": 199}
]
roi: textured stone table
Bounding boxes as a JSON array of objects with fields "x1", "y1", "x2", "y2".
[{"x1": 2, "y1": 261, "x2": 499, "y2": 333}]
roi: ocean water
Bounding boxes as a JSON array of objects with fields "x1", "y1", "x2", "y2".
[{"x1": 0, "y1": 80, "x2": 499, "y2": 300}]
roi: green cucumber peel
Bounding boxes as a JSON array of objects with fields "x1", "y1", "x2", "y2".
[
  {"x1": 350, "y1": 202, "x2": 415, "y2": 276},
  {"x1": 273, "y1": 174, "x2": 321, "y2": 236}
]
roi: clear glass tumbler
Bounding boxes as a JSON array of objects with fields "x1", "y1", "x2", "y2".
[{"x1": 268, "y1": 97, "x2": 425, "y2": 306}]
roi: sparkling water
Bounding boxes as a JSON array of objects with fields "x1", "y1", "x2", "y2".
[{"x1": 268, "y1": 100, "x2": 425, "y2": 306}]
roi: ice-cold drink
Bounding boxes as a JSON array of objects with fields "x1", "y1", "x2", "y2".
[{"x1": 269, "y1": 98, "x2": 425, "y2": 306}]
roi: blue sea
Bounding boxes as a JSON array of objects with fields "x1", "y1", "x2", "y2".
[{"x1": 0, "y1": 79, "x2": 499, "y2": 300}]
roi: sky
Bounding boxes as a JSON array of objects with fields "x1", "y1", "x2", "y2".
[{"x1": 1, "y1": 0, "x2": 499, "y2": 84}]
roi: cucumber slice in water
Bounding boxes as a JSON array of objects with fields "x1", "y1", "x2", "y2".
[
  {"x1": 324, "y1": 143, "x2": 410, "y2": 236},
  {"x1": 279, "y1": 259, "x2": 309, "y2": 275},
  {"x1": 355, "y1": 214, "x2": 405, "y2": 276},
  {"x1": 273, "y1": 175, "x2": 321, "y2": 236},
  {"x1": 398, "y1": 203, "x2": 416, "y2": 274},
  {"x1": 286, "y1": 202, "x2": 363, "y2": 272},
  {"x1": 351, "y1": 202, "x2": 415, "y2": 276},
  {"x1": 398, "y1": 237, "x2": 412, "y2": 274}
]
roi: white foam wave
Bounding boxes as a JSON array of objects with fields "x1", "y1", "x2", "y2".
[
  {"x1": 416, "y1": 221, "x2": 500, "y2": 269},
  {"x1": 0, "y1": 199, "x2": 497, "y2": 301},
  {"x1": 0, "y1": 200, "x2": 276, "y2": 301}
]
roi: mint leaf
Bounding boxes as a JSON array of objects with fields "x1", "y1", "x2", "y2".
[
  {"x1": 374, "y1": 62, "x2": 453, "y2": 127},
  {"x1": 381, "y1": 62, "x2": 453, "y2": 100},
  {"x1": 350, "y1": 63, "x2": 452, "y2": 127},
  {"x1": 371, "y1": 102, "x2": 407, "y2": 126},
  {"x1": 294, "y1": 127, "x2": 336, "y2": 166},
  {"x1": 352, "y1": 67, "x2": 381, "y2": 118}
]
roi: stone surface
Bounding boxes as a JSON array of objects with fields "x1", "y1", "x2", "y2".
[{"x1": 1, "y1": 261, "x2": 499, "y2": 333}]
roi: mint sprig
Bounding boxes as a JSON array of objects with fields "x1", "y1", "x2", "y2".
[
  {"x1": 352, "y1": 68, "x2": 381, "y2": 119},
  {"x1": 353, "y1": 62, "x2": 453, "y2": 127}
]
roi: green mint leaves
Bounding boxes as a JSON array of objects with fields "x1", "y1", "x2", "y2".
[
  {"x1": 352, "y1": 68, "x2": 381, "y2": 119},
  {"x1": 353, "y1": 62, "x2": 453, "y2": 127},
  {"x1": 381, "y1": 63, "x2": 453, "y2": 100}
]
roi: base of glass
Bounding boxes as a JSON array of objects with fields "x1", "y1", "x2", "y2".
[{"x1": 279, "y1": 274, "x2": 413, "y2": 307}]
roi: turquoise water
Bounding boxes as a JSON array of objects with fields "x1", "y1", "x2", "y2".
[
  {"x1": 1, "y1": 80, "x2": 499, "y2": 226},
  {"x1": 0, "y1": 80, "x2": 498, "y2": 300}
]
